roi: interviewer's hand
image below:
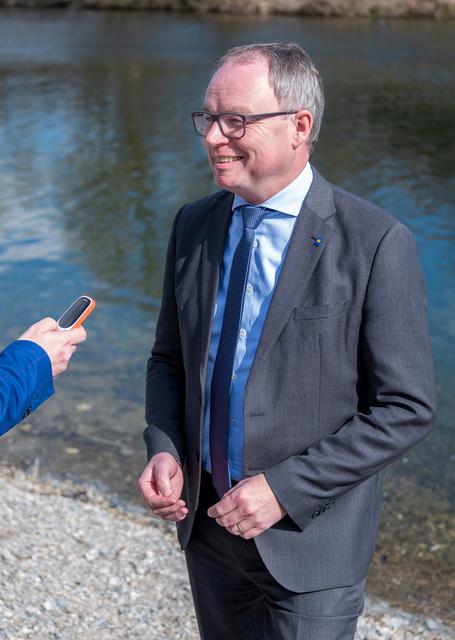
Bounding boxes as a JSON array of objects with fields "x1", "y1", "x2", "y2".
[
  {"x1": 207, "y1": 473, "x2": 286, "y2": 539},
  {"x1": 137, "y1": 452, "x2": 188, "y2": 521},
  {"x1": 18, "y1": 317, "x2": 86, "y2": 378}
]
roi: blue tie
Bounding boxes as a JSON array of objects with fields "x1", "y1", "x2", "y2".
[{"x1": 210, "y1": 205, "x2": 268, "y2": 497}]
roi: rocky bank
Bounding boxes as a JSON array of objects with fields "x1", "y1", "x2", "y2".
[
  {"x1": 0, "y1": 464, "x2": 454, "y2": 640},
  {"x1": 0, "y1": 0, "x2": 454, "y2": 17}
]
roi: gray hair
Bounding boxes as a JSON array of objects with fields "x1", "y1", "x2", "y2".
[{"x1": 215, "y1": 42, "x2": 325, "y2": 151}]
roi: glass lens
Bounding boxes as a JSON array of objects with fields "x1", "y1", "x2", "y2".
[
  {"x1": 192, "y1": 113, "x2": 245, "y2": 138},
  {"x1": 193, "y1": 113, "x2": 213, "y2": 135},
  {"x1": 219, "y1": 114, "x2": 244, "y2": 137}
]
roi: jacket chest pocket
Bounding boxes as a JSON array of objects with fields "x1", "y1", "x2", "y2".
[{"x1": 294, "y1": 298, "x2": 350, "y2": 320}]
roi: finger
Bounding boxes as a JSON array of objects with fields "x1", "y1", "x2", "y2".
[
  {"x1": 223, "y1": 478, "x2": 247, "y2": 497},
  {"x1": 60, "y1": 347, "x2": 75, "y2": 366},
  {"x1": 137, "y1": 475, "x2": 174, "y2": 506},
  {"x1": 225, "y1": 517, "x2": 249, "y2": 533},
  {"x1": 152, "y1": 507, "x2": 185, "y2": 519},
  {"x1": 229, "y1": 523, "x2": 262, "y2": 540},
  {"x1": 152, "y1": 506, "x2": 188, "y2": 520},
  {"x1": 66, "y1": 346, "x2": 77, "y2": 358},
  {"x1": 154, "y1": 467, "x2": 174, "y2": 497},
  {"x1": 146, "y1": 495, "x2": 177, "y2": 510},
  {"x1": 37, "y1": 317, "x2": 58, "y2": 331},
  {"x1": 67, "y1": 326, "x2": 87, "y2": 344},
  {"x1": 240, "y1": 526, "x2": 263, "y2": 540},
  {"x1": 163, "y1": 508, "x2": 188, "y2": 522},
  {"x1": 137, "y1": 467, "x2": 158, "y2": 500},
  {"x1": 54, "y1": 360, "x2": 68, "y2": 376},
  {"x1": 152, "y1": 500, "x2": 187, "y2": 517},
  {"x1": 227, "y1": 524, "x2": 239, "y2": 535},
  {"x1": 207, "y1": 492, "x2": 237, "y2": 518},
  {"x1": 215, "y1": 509, "x2": 241, "y2": 528}
]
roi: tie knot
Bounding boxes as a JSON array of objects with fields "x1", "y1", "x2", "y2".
[{"x1": 236, "y1": 205, "x2": 268, "y2": 230}]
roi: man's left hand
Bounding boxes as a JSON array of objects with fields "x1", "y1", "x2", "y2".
[{"x1": 207, "y1": 473, "x2": 286, "y2": 539}]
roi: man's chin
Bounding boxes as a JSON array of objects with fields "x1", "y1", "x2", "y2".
[
  {"x1": 213, "y1": 165, "x2": 245, "y2": 186},
  {"x1": 212, "y1": 174, "x2": 237, "y2": 192}
]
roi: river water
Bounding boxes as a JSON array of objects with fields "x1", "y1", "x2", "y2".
[{"x1": 0, "y1": 9, "x2": 453, "y2": 621}]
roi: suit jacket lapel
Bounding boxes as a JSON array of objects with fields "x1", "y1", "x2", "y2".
[
  {"x1": 199, "y1": 191, "x2": 234, "y2": 390},
  {"x1": 251, "y1": 170, "x2": 336, "y2": 369}
]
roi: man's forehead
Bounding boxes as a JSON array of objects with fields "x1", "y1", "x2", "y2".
[
  {"x1": 209, "y1": 58, "x2": 270, "y2": 85},
  {"x1": 204, "y1": 60, "x2": 274, "y2": 108}
]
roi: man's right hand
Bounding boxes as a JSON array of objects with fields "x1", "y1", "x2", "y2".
[
  {"x1": 137, "y1": 452, "x2": 188, "y2": 521},
  {"x1": 18, "y1": 317, "x2": 86, "y2": 378}
]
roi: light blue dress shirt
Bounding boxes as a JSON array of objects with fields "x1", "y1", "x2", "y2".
[{"x1": 202, "y1": 163, "x2": 314, "y2": 482}]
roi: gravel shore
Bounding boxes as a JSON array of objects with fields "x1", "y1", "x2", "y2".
[{"x1": 0, "y1": 464, "x2": 453, "y2": 640}]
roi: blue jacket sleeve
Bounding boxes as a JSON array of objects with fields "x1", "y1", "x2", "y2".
[{"x1": 0, "y1": 340, "x2": 54, "y2": 436}]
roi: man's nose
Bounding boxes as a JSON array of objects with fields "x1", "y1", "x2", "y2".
[{"x1": 205, "y1": 120, "x2": 229, "y2": 146}]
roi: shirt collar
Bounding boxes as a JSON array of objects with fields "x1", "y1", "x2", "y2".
[{"x1": 232, "y1": 162, "x2": 313, "y2": 217}]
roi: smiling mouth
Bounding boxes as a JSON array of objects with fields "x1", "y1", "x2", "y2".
[{"x1": 213, "y1": 156, "x2": 244, "y2": 164}]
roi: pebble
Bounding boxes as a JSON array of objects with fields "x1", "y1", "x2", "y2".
[
  {"x1": 427, "y1": 619, "x2": 441, "y2": 631},
  {"x1": 64, "y1": 447, "x2": 80, "y2": 455},
  {"x1": 77, "y1": 403, "x2": 92, "y2": 412},
  {"x1": 0, "y1": 465, "x2": 453, "y2": 640}
]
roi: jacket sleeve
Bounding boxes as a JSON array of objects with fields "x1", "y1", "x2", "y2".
[
  {"x1": 143, "y1": 210, "x2": 186, "y2": 465},
  {"x1": 265, "y1": 222, "x2": 437, "y2": 531},
  {"x1": 0, "y1": 340, "x2": 54, "y2": 436}
]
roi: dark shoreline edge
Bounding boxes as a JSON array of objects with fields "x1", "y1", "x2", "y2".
[{"x1": 0, "y1": 0, "x2": 454, "y2": 18}]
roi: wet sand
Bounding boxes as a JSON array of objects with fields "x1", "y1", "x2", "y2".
[{"x1": 367, "y1": 475, "x2": 454, "y2": 626}]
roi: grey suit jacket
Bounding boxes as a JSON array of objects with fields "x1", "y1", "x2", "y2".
[{"x1": 144, "y1": 169, "x2": 436, "y2": 592}]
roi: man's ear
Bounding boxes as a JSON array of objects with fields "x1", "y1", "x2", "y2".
[{"x1": 292, "y1": 110, "x2": 313, "y2": 150}]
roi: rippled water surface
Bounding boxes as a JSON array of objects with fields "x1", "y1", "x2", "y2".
[{"x1": 0, "y1": 8, "x2": 454, "y2": 617}]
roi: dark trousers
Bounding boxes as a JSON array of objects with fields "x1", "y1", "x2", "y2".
[{"x1": 185, "y1": 472, "x2": 365, "y2": 640}]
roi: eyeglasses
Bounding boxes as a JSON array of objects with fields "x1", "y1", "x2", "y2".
[{"x1": 191, "y1": 111, "x2": 296, "y2": 140}]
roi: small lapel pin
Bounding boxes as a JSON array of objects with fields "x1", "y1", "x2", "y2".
[{"x1": 311, "y1": 236, "x2": 323, "y2": 247}]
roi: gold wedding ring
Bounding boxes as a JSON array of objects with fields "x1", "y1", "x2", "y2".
[{"x1": 236, "y1": 522, "x2": 243, "y2": 535}]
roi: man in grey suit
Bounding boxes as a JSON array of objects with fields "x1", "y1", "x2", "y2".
[{"x1": 138, "y1": 43, "x2": 436, "y2": 639}]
